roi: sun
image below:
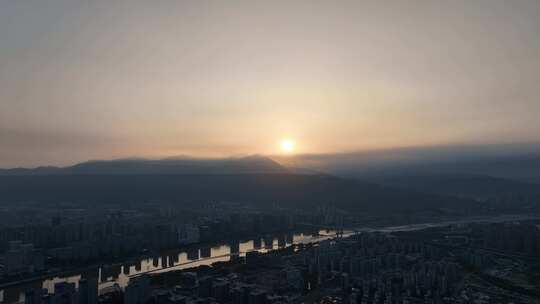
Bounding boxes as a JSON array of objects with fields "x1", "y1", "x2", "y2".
[{"x1": 280, "y1": 139, "x2": 296, "y2": 153}]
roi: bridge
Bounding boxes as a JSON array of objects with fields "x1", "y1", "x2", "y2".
[{"x1": 296, "y1": 222, "x2": 346, "y2": 238}]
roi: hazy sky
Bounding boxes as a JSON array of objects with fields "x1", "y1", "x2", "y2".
[{"x1": 1, "y1": 0, "x2": 540, "y2": 167}]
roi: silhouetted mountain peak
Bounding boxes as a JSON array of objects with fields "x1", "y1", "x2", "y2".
[{"x1": 0, "y1": 156, "x2": 288, "y2": 175}]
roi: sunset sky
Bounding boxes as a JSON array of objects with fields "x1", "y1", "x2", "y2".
[{"x1": 1, "y1": 0, "x2": 540, "y2": 167}]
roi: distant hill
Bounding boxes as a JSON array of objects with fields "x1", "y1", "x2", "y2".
[
  {"x1": 371, "y1": 174, "x2": 540, "y2": 203},
  {"x1": 0, "y1": 155, "x2": 288, "y2": 175},
  {"x1": 0, "y1": 173, "x2": 480, "y2": 213},
  {"x1": 272, "y1": 144, "x2": 540, "y2": 181},
  {"x1": 271, "y1": 145, "x2": 540, "y2": 210}
]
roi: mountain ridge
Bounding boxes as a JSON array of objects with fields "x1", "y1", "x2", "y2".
[
  {"x1": 0, "y1": 155, "x2": 289, "y2": 175},
  {"x1": 370, "y1": 174, "x2": 540, "y2": 203},
  {"x1": 0, "y1": 173, "x2": 480, "y2": 213}
]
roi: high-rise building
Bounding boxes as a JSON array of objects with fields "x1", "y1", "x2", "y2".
[
  {"x1": 24, "y1": 289, "x2": 47, "y2": 304},
  {"x1": 53, "y1": 282, "x2": 77, "y2": 304},
  {"x1": 79, "y1": 278, "x2": 98, "y2": 304},
  {"x1": 248, "y1": 289, "x2": 267, "y2": 304},
  {"x1": 124, "y1": 275, "x2": 150, "y2": 304}
]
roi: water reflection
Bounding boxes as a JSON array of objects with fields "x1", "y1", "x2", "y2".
[
  {"x1": 5, "y1": 214, "x2": 539, "y2": 304},
  {"x1": 1, "y1": 230, "x2": 339, "y2": 304}
]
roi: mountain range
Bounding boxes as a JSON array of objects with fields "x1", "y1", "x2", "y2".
[
  {"x1": 2, "y1": 143, "x2": 539, "y2": 212},
  {"x1": 273, "y1": 144, "x2": 540, "y2": 206},
  {"x1": 0, "y1": 155, "x2": 480, "y2": 213},
  {"x1": 272, "y1": 143, "x2": 540, "y2": 182},
  {"x1": 0, "y1": 155, "x2": 288, "y2": 175}
]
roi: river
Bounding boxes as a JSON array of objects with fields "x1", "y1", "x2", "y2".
[
  {"x1": 1, "y1": 213, "x2": 538, "y2": 304},
  {"x1": 0, "y1": 229, "x2": 344, "y2": 304}
]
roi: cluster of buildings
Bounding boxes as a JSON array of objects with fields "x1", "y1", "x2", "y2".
[
  {"x1": 302, "y1": 234, "x2": 462, "y2": 303},
  {"x1": 479, "y1": 222, "x2": 540, "y2": 255},
  {"x1": 1, "y1": 241, "x2": 44, "y2": 276},
  {"x1": 0, "y1": 204, "x2": 338, "y2": 279},
  {"x1": 24, "y1": 279, "x2": 97, "y2": 304},
  {"x1": 12, "y1": 219, "x2": 540, "y2": 304},
  {"x1": 4, "y1": 202, "x2": 539, "y2": 304},
  {"x1": 102, "y1": 234, "x2": 467, "y2": 304},
  {"x1": 93, "y1": 233, "x2": 464, "y2": 304},
  {"x1": 1, "y1": 212, "x2": 182, "y2": 273}
]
